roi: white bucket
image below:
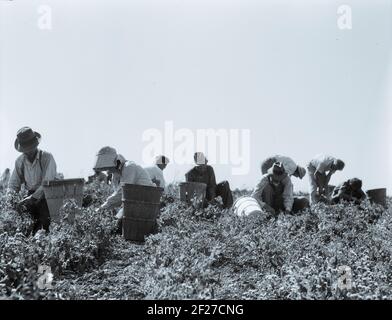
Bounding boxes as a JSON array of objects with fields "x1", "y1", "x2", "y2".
[{"x1": 234, "y1": 196, "x2": 263, "y2": 218}]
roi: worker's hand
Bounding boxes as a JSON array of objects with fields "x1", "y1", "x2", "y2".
[
  {"x1": 151, "y1": 178, "x2": 160, "y2": 187},
  {"x1": 19, "y1": 195, "x2": 36, "y2": 207}
]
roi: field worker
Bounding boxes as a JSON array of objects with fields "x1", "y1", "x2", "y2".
[
  {"x1": 0, "y1": 168, "x2": 11, "y2": 191},
  {"x1": 307, "y1": 154, "x2": 345, "y2": 204},
  {"x1": 93, "y1": 146, "x2": 154, "y2": 234},
  {"x1": 144, "y1": 155, "x2": 169, "y2": 190},
  {"x1": 252, "y1": 162, "x2": 294, "y2": 215},
  {"x1": 261, "y1": 155, "x2": 306, "y2": 180},
  {"x1": 185, "y1": 152, "x2": 233, "y2": 209},
  {"x1": 7, "y1": 127, "x2": 57, "y2": 234},
  {"x1": 331, "y1": 178, "x2": 367, "y2": 205}
]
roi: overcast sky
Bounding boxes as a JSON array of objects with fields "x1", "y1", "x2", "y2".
[{"x1": 1, "y1": 0, "x2": 391, "y2": 193}]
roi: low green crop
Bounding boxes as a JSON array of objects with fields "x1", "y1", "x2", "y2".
[{"x1": 0, "y1": 184, "x2": 391, "y2": 300}]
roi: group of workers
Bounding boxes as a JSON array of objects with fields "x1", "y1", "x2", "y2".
[{"x1": 1, "y1": 127, "x2": 368, "y2": 234}]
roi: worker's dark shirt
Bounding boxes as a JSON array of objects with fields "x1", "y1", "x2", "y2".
[
  {"x1": 185, "y1": 165, "x2": 217, "y2": 201},
  {"x1": 332, "y1": 181, "x2": 366, "y2": 203}
]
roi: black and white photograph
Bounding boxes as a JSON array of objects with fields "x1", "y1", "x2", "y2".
[{"x1": 0, "y1": 0, "x2": 391, "y2": 308}]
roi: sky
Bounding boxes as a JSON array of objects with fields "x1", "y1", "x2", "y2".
[{"x1": 0, "y1": 0, "x2": 391, "y2": 193}]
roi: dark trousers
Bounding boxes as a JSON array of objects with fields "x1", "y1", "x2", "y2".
[
  {"x1": 262, "y1": 182, "x2": 285, "y2": 212},
  {"x1": 216, "y1": 181, "x2": 234, "y2": 208},
  {"x1": 261, "y1": 183, "x2": 310, "y2": 214},
  {"x1": 27, "y1": 192, "x2": 51, "y2": 234}
]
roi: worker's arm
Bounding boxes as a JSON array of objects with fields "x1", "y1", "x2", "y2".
[
  {"x1": 101, "y1": 164, "x2": 138, "y2": 210},
  {"x1": 251, "y1": 176, "x2": 268, "y2": 202},
  {"x1": 334, "y1": 185, "x2": 351, "y2": 202},
  {"x1": 31, "y1": 153, "x2": 57, "y2": 200},
  {"x1": 357, "y1": 189, "x2": 367, "y2": 201},
  {"x1": 101, "y1": 187, "x2": 122, "y2": 210},
  {"x1": 282, "y1": 177, "x2": 294, "y2": 212},
  {"x1": 207, "y1": 166, "x2": 217, "y2": 201},
  {"x1": 325, "y1": 169, "x2": 336, "y2": 184}
]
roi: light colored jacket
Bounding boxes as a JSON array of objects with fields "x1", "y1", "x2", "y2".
[
  {"x1": 308, "y1": 154, "x2": 336, "y2": 174},
  {"x1": 101, "y1": 160, "x2": 154, "y2": 210},
  {"x1": 7, "y1": 150, "x2": 57, "y2": 199},
  {"x1": 144, "y1": 165, "x2": 166, "y2": 190},
  {"x1": 272, "y1": 155, "x2": 298, "y2": 176}
]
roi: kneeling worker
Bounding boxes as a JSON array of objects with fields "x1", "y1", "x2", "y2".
[
  {"x1": 331, "y1": 178, "x2": 367, "y2": 205},
  {"x1": 252, "y1": 162, "x2": 308, "y2": 215},
  {"x1": 94, "y1": 146, "x2": 154, "y2": 233},
  {"x1": 185, "y1": 152, "x2": 233, "y2": 208}
]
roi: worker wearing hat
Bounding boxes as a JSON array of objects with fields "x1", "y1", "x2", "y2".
[
  {"x1": 144, "y1": 155, "x2": 170, "y2": 191},
  {"x1": 261, "y1": 155, "x2": 306, "y2": 180},
  {"x1": 185, "y1": 152, "x2": 233, "y2": 209},
  {"x1": 252, "y1": 162, "x2": 298, "y2": 215},
  {"x1": 307, "y1": 154, "x2": 345, "y2": 204},
  {"x1": 7, "y1": 127, "x2": 57, "y2": 234},
  {"x1": 94, "y1": 146, "x2": 154, "y2": 233}
]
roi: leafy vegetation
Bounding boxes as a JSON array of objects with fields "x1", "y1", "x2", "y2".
[{"x1": 0, "y1": 183, "x2": 391, "y2": 300}]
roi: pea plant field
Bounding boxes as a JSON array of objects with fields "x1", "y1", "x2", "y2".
[{"x1": 0, "y1": 182, "x2": 391, "y2": 300}]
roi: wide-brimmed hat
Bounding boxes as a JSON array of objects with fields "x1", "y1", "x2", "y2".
[
  {"x1": 14, "y1": 127, "x2": 41, "y2": 153},
  {"x1": 93, "y1": 146, "x2": 118, "y2": 170}
]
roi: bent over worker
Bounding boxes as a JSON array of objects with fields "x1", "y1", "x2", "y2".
[
  {"x1": 93, "y1": 146, "x2": 154, "y2": 234},
  {"x1": 261, "y1": 155, "x2": 306, "y2": 180},
  {"x1": 144, "y1": 155, "x2": 169, "y2": 191},
  {"x1": 185, "y1": 152, "x2": 233, "y2": 209},
  {"x1": 307, "y1": 154, "x2": 345, "y2": 204},
  {"x1": 7, "y1": 127, "x2": 57, "y2": 234}
]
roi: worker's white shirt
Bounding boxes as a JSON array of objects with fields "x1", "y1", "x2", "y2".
[
  {"x1": 102, "y1": 161, "x2": 154, "y2": 210},
  {"x1": 144, "y1": 165, "x2": 166, "y2": 189},
  {"x1": 8, "y1": 150, "x2": 57, "y2": 199},
  {"x1": 308, "y1": 154, "x2": 336, "y2": 174},
  {"x1": 273, "y1": 155, "x2": 298, "y2": 176}
]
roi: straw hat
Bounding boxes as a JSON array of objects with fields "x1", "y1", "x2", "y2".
[{"x1": 14, "y1": 127, "x2": 41, "y2": 153}]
